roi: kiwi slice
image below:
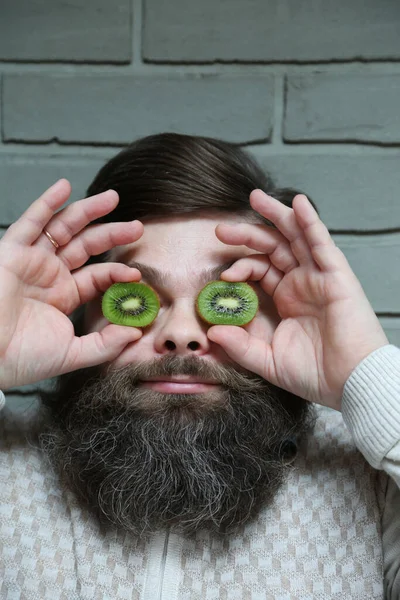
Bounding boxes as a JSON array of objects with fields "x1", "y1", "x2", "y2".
[
  {"x1": 102, "y1": 282, "x2": 160, "y2": 328},
  {"x1": 196, "y1": 280, "x2": 258, "y2": 326}
]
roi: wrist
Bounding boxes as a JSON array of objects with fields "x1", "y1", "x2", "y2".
[{"x1": 341, "y1": 344, "x2": 400, "y2": 469}]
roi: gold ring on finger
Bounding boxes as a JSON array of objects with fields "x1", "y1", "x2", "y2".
[{"x1": 43, "y1": 228, "x2": 60, "y2": 249}]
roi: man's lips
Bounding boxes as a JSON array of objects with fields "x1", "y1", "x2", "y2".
[
  {"x1": 140, "y1": 376, "x2": 219, "y2": 383},
  {"x1": 139, "y1": 376, "x2": 220, "y2": 393}
]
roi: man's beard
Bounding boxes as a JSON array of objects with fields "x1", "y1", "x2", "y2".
[{"x1": 36, "y1": 353, "x2": 315, "y2": 536}]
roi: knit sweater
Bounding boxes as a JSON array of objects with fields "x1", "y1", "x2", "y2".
[{"x1": 1, "y1": 344, "x2": 400, "y2": 600}]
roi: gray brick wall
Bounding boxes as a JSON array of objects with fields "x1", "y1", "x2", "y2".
[
  {"x1": 3, "y1": 74, "x2": 274, "y2": 144},
  {"x1": 1, "y1": 0, "x2": 400, "y2": 408}
]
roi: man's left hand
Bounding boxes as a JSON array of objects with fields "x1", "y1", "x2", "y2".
[{"x1": 207, "y1": 189, "x2": 389, "y2": 411}]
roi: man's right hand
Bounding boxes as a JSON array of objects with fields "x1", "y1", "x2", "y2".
[{"x1": 0, "y1": 179, "x2": 144, "y2": 390}]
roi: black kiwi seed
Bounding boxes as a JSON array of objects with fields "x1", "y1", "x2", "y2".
[
  {"x1": 101, "y1": 282, "x2": 160, "y2": 328},
  {"x1": 196, "y1": 280, "x2": 258, "y2": 326}
]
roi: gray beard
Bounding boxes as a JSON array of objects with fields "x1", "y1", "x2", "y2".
[{"x1": 36, "y1": 354, "x2": 315, "y2": 536}]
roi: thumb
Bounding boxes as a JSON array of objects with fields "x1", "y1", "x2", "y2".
[
  {"x1": 63, "y1": 324, "x2": 143, "y2": 373},
  {"x1": 207, "y1": 325, "x2": 271, "y2": 382}
]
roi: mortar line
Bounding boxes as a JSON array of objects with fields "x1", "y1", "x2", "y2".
[
  {"x1": 0, "y1": 74, "x2": 3, "y2": 143},
  {"x1": 2, "y1": 142, "x2": 400, "y2": 157},
  {"x1": 271, "y1": 74, "x2": 284, "y2": 146},
  {"x1": 132, "y1": 0, "x2": 143, "y2": 66},
  {"x1": 0, "y1": 61, "x2": 400, "y2": 76}
]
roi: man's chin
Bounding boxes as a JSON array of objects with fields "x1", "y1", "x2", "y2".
[{"x1": 37, "y1": 411, "x2": 290, "y2": 537}]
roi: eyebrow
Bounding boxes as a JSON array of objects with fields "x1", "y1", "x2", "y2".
[{"x1": 121, "y1": 259, "x2": 237, "y2": 289}]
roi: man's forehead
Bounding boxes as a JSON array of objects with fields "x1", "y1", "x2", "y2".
[
  {"x1": 110, "y1": 215, "x2": 259, "y2": 288},
  {"x1": 138, "y1": 213, "x2": 239, "y2": 239},
  {"x1": 112, "y1": 213, "x2": 252, "y2": 260}
]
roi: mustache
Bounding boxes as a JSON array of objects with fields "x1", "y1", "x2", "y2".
[{"x1": 103, "y1": 353, "x2": 270, "y2": 393}]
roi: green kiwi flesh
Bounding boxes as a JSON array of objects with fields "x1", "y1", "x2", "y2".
[
  {"x1": 196, "y1": 280, "x2": 258, "y2": 326},
  {"x1": 102, "y1": 282, "x2": 160, "y2": 328}
]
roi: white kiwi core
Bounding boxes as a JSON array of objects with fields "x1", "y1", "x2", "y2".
[{"x1": 122, "y1": 298, "x2": 142, "y2": 311}]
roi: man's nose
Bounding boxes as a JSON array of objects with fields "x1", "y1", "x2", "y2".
[{"x1": 154, "y1": 299, "x2": 211, "y2": 355}]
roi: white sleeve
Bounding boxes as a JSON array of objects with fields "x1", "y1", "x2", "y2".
[{"x1": 341, "y1": 344, "x2": 400, "y2": 600}]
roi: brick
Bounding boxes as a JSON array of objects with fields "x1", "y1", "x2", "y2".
[
  {"x1": 0, "y1": 0, "x2": 131, "y2": 62},
  {"x1": 248, "y1": 150, "x2": 400, "y2": 230},
  {"x1": 143, "y1": 0, "x2": 400, "y2": 62},
  {"x1": 0, "y1": 155, "x2": 110, "y2": 225},
  {"x1": 284, "y1": 74, "x2": 400, "y2": 143},
  {"x1": 332, "y1": 233, "x2": 400, "y2": 313},
  {"x1": 3, "y1": 74, "x2": 274, "y2": 145}
]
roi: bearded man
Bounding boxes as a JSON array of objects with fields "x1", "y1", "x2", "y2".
[{"x1": 1, "y1": 133, "x2": 399, "y2": 599}]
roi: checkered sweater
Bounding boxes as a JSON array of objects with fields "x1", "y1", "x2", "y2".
[{"x1": 1, "y1": 345, "x2": 400, "y2": 600}]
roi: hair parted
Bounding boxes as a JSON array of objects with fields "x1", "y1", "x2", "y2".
[{"x1": 83, "y1": 132, "x2": 316, "y2": 268}]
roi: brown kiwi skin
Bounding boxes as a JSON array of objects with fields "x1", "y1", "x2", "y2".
[{"x1": 195, "y1": 280, "x2": 259, "y2": 327}]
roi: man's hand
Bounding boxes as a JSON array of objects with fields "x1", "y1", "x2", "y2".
[
  {"x1": 207, "y1": 189, "x2": 389, "y2": 411},
  {"x1": 0, "y1": 179, "x2": 144, "y2": 390}
]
